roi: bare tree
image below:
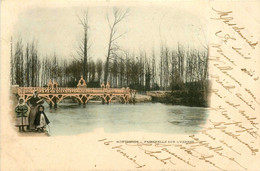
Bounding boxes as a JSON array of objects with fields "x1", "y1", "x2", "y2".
[
  {"x1": 125, "y1": 53, "x2": 131, "y2": 86},
  {"x1": 119, "y1": 55, "x2": 125, "y2": 87},
  {"x1": 14, "y1": 38, "x2": 24, "y2": 86},
  {"x1": 96, "y1": 59, "x2": 103, "y2": 83},
  {"x1": 77, "y1": 10, "x2": 91, "y2": 80},
  {"x1": 111, "y1": 57, "x2": 118, "y2": 87},
  {"x1": 159, "y1": 45, "x2": 163, "y2": 90},
  {"x1": 89, "y1": 61, "x2": 96, "y2": 82},
  {"x1": 29, "y1": 40, "x2": 39, "y2": 87},
  {"x1": 151, "y1": 49, "x2": 157, "y2": 90},
  {"x1": 25, "y1": 43, "x2": 30, "y2": 86},
  {"x1": 10, "y1": 37, "x2": 14, "y2": 85},
  {"x1": 145, "y1": 55, "x2": 151, "y2": 91},
  {"x1": 104, "y1": 8, "x2": 129, "y2": 84},
  {"x1": 164, "y1": 47, "x2": 169, "y2": 90}
]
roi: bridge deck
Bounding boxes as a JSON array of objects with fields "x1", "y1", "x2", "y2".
[
  {"x1": 18, "y1": 87, "x2": 131, "y2": 94},
  {"x1": 17, "y1": 87, "x2": 136, "y2": 106}
]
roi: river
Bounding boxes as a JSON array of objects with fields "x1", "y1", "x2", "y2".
[{"x1": 43, "y1": 102, "x2": 209, "y2": 136}]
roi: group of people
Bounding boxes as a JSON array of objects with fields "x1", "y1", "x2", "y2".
[{"x1": 15, "y1": 91, "x2": 50, "y2": 132}]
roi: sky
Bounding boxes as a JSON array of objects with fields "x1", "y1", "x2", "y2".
[{"x1": 13, "y1": 2, "x2": 209, "y2": 62}]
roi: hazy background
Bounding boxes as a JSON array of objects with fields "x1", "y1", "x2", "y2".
[{"x1": 13, "y1": 4, "x2": 208, "y2": 61}]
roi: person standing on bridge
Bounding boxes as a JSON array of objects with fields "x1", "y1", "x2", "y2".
[
  {"x1": 28, "y1": 91, "x2": 44, "y2": 131},
  {"x1": 15, "y1": 98, "x2": 30, "y2": 132}
]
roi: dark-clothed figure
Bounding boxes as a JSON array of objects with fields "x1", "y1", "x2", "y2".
[
  {"x1": 28, "y1": 91, "x2": 44, "y2": 130},
  {"x1": 34, "y1": 105, "x2": 50, "y2": 132},
  {"x1": 15, "y1": 98, "x2": 30, "y2": 132}
]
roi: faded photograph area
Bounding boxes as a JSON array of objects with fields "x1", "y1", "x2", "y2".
[{"x1": 10, "y1": 5, "x2": 209, "y2": 136}]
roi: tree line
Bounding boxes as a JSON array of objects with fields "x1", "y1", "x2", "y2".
[{"x1": 11, "y1": 39, "x2": 208, "y2": 89}]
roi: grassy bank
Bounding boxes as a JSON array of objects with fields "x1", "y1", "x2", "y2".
[
  {"x1": 150, "y1": 81, "x2": 209, "y2": 107},
  {"x1": 151, "y1": 90, "x2": 207, "y2": 107}
]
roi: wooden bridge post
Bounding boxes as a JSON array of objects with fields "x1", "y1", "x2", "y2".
[
  {"x1": 106, "y1": 95, "x2": 110, "y2": 105},
  {"x1": 102, "y1": 94, "x2": 107, "y2": 105},
  {"x1": 82, "y1": 97, "x2": 87, "y2": 106},
  {"x1": 121, "y1": 96, "x2": 125, "y2": 104},
  {"x1": 49, "y1": 102, "x2": 53, "y2": 108},
  {"x1": 54, "y1": 102, "x2": 57, "y2": 108},
  {"x1": 121, "y1": 95, "x2": 126, "y2": 104}
]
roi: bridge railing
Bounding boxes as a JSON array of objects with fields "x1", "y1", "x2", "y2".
[{"x1": 17, "y1": 87, "x2": 132, "y2": 95}]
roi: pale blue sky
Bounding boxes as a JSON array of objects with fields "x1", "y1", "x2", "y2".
[{"x1": 13, "y1": 3, "x2": 208, "y2": 62}]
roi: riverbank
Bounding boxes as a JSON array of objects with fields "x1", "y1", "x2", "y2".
[
  {"x1": 149, "y1": 91, "x2": 208, "y2": 107},
  {"x1": 133, "y1": 94, "x2": 152, "y2": 103},
  {"x1": 16, "y1": 130, "x2": 50, "y2": 136}
]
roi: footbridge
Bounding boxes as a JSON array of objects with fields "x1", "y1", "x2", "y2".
[{"x1": 15, "y1": 77, "x2": 136, "y2": 107}]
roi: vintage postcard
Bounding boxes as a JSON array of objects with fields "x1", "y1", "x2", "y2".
[{"x1": 1, "y1": 0, "x2": 260, "y2": 170}]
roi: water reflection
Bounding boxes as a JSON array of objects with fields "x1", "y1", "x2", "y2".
[{"x1": 45, "y1": 103, "x2": 209, "y2": 136}]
